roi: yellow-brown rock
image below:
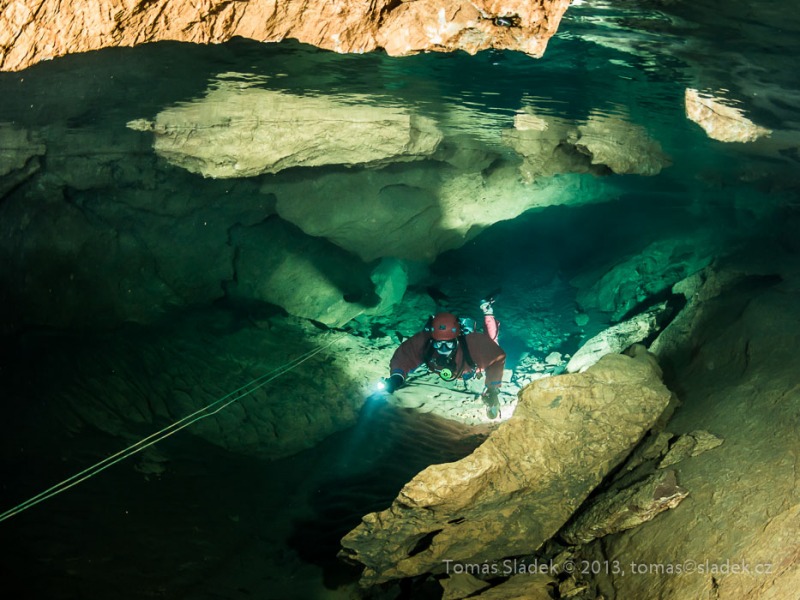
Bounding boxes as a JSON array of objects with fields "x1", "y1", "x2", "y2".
[
  {"x1": 128, "y1": 79, "x2": 443, "y2": 178},
  {"x1": 339, "y1": 351, "x2": 672, "y2": 586},
  {"x1": 502, "y1": 109, "x2": 671, "y2": 182},
  {"x1": 560, "y1": 469, "x2": 689, "y2": 545},
  {"x1": 0, "y1": 0, "x2": 572, "y2": 73},
  {"x1": 685, "y1": 88, "x2": 772, "y2": 143},
  {"x1": 568, "y1": 113, "x2": 671, "y2": 175}
]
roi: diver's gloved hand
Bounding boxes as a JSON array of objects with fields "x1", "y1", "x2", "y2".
[
  {"x1": 479, "y1": 299, "x2": 494, "y2": 315},
  {"x1": 482, "y1": 386, "x2": 500, "y2": 419},
  {"x1": 383, "y1": 374, "x2": 405, "y2": 394}
]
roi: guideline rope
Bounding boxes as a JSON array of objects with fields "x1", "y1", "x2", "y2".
[{"x1": 0, "y1": 332, "x2": 347, "y2": 523}]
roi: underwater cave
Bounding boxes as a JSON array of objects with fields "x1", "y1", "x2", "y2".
[{"x1": 0, "y1": 1, "x2": 798, "y2": 599}]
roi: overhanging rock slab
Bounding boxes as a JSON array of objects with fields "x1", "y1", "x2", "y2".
[{"x1": 339, "y1": 352, "x2": 672, "y2": 585}]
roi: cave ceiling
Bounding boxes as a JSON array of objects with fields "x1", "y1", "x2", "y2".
[{"x1": 0, "y1": 0, "x2": 798, "y2": 330}]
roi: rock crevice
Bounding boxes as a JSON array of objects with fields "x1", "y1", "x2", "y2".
[{"x1": 340, "y1": 350, "x2": 673, "y2": 586}]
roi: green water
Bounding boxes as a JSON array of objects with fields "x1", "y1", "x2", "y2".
[{"x1": 0, "y1": 9, "x2": 797, "y2": 598}]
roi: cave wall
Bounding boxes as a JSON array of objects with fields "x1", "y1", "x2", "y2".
[
  {"x1": 583, "y1": 246, "x2": 800, "y2": 600},
  {"x1": 1, "y1": 4, "x2": 798, "y2": 598},
  {"x1": 0, "y1": 0, "x2": 571, "y2": 72}
]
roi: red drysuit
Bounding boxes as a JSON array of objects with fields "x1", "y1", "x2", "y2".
[{"x1": 389, "y1": 315, "x2": 505, "y2": 387}]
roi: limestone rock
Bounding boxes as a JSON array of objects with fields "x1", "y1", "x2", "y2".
[
  {"x1": 129, "y1": 82, "x2": 442, "y2": 178},
  {"x1": 588, "y1": 260, "x2": 800, "y2": 600},
  {"x1": 685, "y1": 88, "x2": 772, "y2": 143},
  {"x1": 565, "y1": 305, "x2": 668, "y2": 373},
  {"x1": 573, "y1": 238, "x2": 714, "y2": 320},
  {"x1": 0, "y1": 0, "x2": 571, "y2": 72},
  {"x1": 49, "y1": 313, "x2": 382, "y2": 460},
  {"x1": 363, "y1": 258, "x2": 409, "y2": 317},
  {"x1": 561, "y1": 469, "x2": 689, "y2": 545},
  {"x1": 557, "y1": 575, "x2": 590, "y2": 599},
  {"x1": 568, "y1": 114, "x2": 671, "y2": 176},
  {"x1": 620, "y1": 430, "x2": 675, "y2": 474},
  {"x1": 0, "y1": 123, "x2": 45, "y2": 196},
  {"x1": 502, "y1": 112, "x2": 589, "y2": 182},
  {"x1": 545, "y1": 351, "x2": 563, "y2": 365},
  {"x1": 387, "y1": 368, "x2": 518, "y2": 426},
  {"x1": 649, "y1": 265, "x2": 754, "y2": 359},
  {"x1": 225, "y1": 218, "x2": 380, "y2": 327},
  {"x1": 440, "y1": 572, "x2": 490, "y2": 600},
  {"x1": 376, "y1": 0, "x2": 571, "y2": 58},
  {"x1": 658, "y1": 430, "x2": 724, "y2": 468},
  {"x1": 472, "y1": 573, "x2": 554, "y2": 599},
  {"x1": 0, "y1": 122, "x2": 44, "y2": 176},
  {"x1": 503, "y1": 109, "x2": 670, "y2": 181},
  {"x1": 339, "y1": 351, "x2": 672, "y2": 585},
  {"x1": 268, "y1": 161, "x2": 603, "y2": 263}
]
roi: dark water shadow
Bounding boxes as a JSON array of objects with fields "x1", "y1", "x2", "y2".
[{"x1": 286, "y1": 398, "x2": 490, "y2": 590}]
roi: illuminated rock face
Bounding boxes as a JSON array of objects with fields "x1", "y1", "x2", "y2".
[
  {"x1": 127, "y1": 84, "x2": 444, "y2": 178},
  {"x1": 340, "y1": 351, "x2": 671, "y2": 586},
  {"x1": 0, "y1": 0, "x2": 571, "y2": 72},
  {"x1": 503, "y1": 110, "x2": 671, "y2": 182},
  {"x1": 685, "y1": 88, "x2": 772, "y2": 143},
  {"x1": 572, "y1": 238, "x2": 716, "y2": 321},
  {"x1": 585, "y1": 264, "x2": 800, "y2": 600}
]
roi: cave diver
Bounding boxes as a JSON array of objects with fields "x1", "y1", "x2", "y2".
[{"x1": 382, "y1": 296, "x2": 506, "y2": 419}]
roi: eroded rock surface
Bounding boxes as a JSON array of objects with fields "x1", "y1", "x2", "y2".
[
  {"x1": 502, "y1": 110, "x2": 671, "y2": 182},
  {"x1": 0, "y1": 0, "x2": 572, "y2": 72},
  {"x1": 128, "y1": 81, "x2": 443, "y2": 178},
  {"x1": 471, "y1": 573, "x2": 554, "y2": 599},
  {"x1": 440, "y1": 572, "x2": 490, "y2": 600},
  {"x1": 658, "y1": 429, "x2": 724, "y2": 468},
  {"x1": 48, "y1": 314, "x2": 389, "y2": 461},
  {"x1": 572, "y1": 237, "x2": 714, "y2": 320},
  {"x1": 685, "y1": 88, "x2": 772, "y2": 143},
  {"x1": 561, "y1": 469, "x2": 689, "y2": 545},
  {"x1": 565, "y1": 305, "x2": 669, "y2": 373},
  {"x1": 340, "y1": 351, "x2": 672, "y2": 585},
  {"x1": 0, "y1": 122, "x2": 44, "y2": 176},
  {"x1": 0, "y1": 122, "x2": 44, "y2": 195},
  {"x1": 225, "y1": 218, "x2": 383, "y2": 327},
  {"x1": 586, "y1": 258, "x2": 800, "y2": 600}
]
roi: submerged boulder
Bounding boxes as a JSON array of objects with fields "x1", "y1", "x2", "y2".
[
  {"x1": 0, "y1": 122, "x2": 45, "y2": 198},
  {"x1": 339, "y1": 351, "x2": 672, "y2": 585},
  {"x1": 560, "y1": 469, "x2": 689, "y2": 545},
  {"x1": 585, "y1": 260, "x2": 800, "y2": 600}
]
